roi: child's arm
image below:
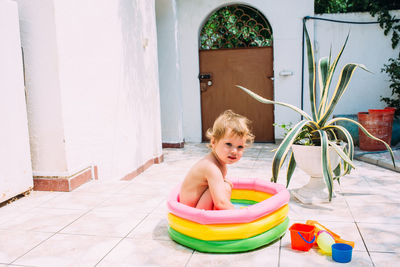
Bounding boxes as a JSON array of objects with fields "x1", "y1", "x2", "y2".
[
  {"x1": 206, "y1": 166, "x2": 235, "y2": 210},
  {"x1": 224, "y1": 179, "x2": 233, "y2": 189}
]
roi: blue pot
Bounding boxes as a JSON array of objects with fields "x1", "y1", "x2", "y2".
[
  {"x1": 392, "y1": 117, "x2": 400, "y2": 146},
  {"x1": 333, "y1": 114, "x2": 359, "y2": 146}
]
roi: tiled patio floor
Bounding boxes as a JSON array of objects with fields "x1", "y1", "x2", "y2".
[{"x1": 0, "y1": 143, "x2": 399, "y2": 266}]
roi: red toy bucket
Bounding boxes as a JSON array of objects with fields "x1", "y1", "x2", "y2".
[{"x1": 289, "y1": 223, "x2": 316, "y2": 251}]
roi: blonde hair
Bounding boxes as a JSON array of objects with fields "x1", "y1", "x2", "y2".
[{"x1": 206, "y1": 110, "x2": 254, "y2": 146}]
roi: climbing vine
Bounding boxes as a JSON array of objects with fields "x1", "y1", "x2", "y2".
[{"x1": 315, "y1": 0, "x2": 400, "y2": 49}]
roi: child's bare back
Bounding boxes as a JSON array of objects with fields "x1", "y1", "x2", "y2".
[{"x1": 179, "y1": 152, "x2": 233, "y2": 210}]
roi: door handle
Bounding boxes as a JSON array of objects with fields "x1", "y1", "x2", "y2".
[
  {"x1": 268, "y1": 76, "x2": 274, "y2": 81},
  {"x1": 199, "y1": 73, "x2": 213, "y2": 92},
  {"x1": 199, "y1": 74, "x2": 211, "y2": 80}
]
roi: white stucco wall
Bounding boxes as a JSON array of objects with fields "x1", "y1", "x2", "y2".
[
  {"x1": 16, "y1": 0, "x2": 68, "y2": 172},
  {"x1": 16, "y1": 0, "x2": 162, "y2": 180},
  {"x1": 314, "y1": 11, "x2": 400, "y2": 116},
  {"x1": 0, "y1": 0, "x2": 33, "y2": 201},
  {"x1": 156, "y1": 0, "x2": 184, "y2": 144},
  {"x1": 174, "y1": 0, "x2": 314, "y2": 141}
]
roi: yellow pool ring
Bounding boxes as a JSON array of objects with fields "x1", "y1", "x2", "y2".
[
  {"x1": 168, "y1": 204, "x2": 288, "y2": 241},
  {"x1": 231, "y1": 189, "x2": 272, "y2": 202}
]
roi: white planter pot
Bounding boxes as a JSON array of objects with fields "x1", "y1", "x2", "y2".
[{"x1": 291, "y1": 144, "x2": 343, "y2": 204}]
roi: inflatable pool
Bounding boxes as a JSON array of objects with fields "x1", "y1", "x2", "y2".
[{"x1": 167, "y1": 177, "x2": 290, "y2": 253}]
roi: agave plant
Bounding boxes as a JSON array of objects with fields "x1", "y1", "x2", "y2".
[{"x1": 237, "y1": 26, "x2": 395, "y2": 201}]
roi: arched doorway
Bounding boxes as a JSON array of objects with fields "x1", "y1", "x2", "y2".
[{"x1": 198, "y1": 4, "x2": 274, "y2": 142}]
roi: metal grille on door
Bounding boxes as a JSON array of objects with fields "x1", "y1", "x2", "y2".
[{"x1": 200, "y1": 5, "x2": 273, "y2": 50}]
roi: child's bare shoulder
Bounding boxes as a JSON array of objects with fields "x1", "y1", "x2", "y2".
[
  {"x1": 191, "y1": 154, "x2": 219, "y2": 173},
  {"x1": 197, "y1": 154, "x2": 223, "y2": 178}
]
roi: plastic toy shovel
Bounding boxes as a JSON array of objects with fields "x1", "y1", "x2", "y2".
[{"x1": 306, "y1": 220, "x2": 355, "y2": 248}]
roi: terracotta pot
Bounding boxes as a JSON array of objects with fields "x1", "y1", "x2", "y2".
[{"x1": 358, "y1": 109, "x2": 395, "y2": 151}]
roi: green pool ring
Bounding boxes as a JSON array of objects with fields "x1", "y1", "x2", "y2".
[
  {"x1": 168, "y1": 217, "x2": 289, "y2": 253},
  {"x1": 231, "y1": 199, "x2": 258, "y2": 206}
]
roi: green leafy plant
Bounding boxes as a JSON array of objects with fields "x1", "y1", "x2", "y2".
[
  {"x1": 381, "y1": 54, "x2": 400, "y2": 117},
  {"x1": 237, "y1": 26, "x2": 395, "y2": 201},
  {"x1": 315, "y1": 0, "x2": 400, "y2": 49},
  {"x1": 274, "y1": 123, "x2": 314, "y2": 146}
]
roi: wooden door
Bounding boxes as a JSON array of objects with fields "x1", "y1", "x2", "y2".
[{"x1": 199, "y1": 47, "x2": 274, "y2": 142}]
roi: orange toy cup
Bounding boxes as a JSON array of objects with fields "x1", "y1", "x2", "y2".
[{"x1": 289, "y1": 223, "x2": 316, "y2": 251}]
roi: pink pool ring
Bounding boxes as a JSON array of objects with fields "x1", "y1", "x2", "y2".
[{"x1": 167, "y1": 177, "x2": 290, "y2": 224}]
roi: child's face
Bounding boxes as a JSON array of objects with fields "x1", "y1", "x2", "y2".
[{"x1": 211, "y1": 129, "x2": 246, "y2": 165}]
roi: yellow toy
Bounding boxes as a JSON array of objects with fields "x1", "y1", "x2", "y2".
[
  {"x1": 316, "y1": 231, "x2": 335, "y2": 255},
  {"x1": 306, "y1": 220, "x2": 354, "y2": 248}
]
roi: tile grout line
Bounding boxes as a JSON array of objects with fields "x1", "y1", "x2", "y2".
[
  {"x1": 0, "y1": 192, "x2": 67, "y2": 228},
  {"x1": 93, "y1": 212, "x2": 151, "y2": 267},
  {"x1": 8, "y1": 208, "x2": 93, "y2": 265},
  {"x1": 93, "y1": 197, "x2": 166, "y2": 266},
  {"x1": 344, "y1": 197, "x2": 376, "y2": 266},
  {"x1": 6, "y1": 263, "x2": 39, "y2": 267},
  {"x1": 184, "y1": 250, "x2": 195, "y2": 267},
  {"x1": 7, "y1": 192, "x2": 117, "y2": 265},
  {"x1": 354, "y1": 221, "x2": 375, "y2": 267},
  {"x1": 250, "y1": 145, "x2": 264, "y2": 169},
  {"x1": 277, "y1": 237, "x2": 282, "y2": 267}
]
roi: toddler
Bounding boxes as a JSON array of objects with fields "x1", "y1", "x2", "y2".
[{"x1": 179, "y1": 110, "x2": 254, "y2": 210}]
